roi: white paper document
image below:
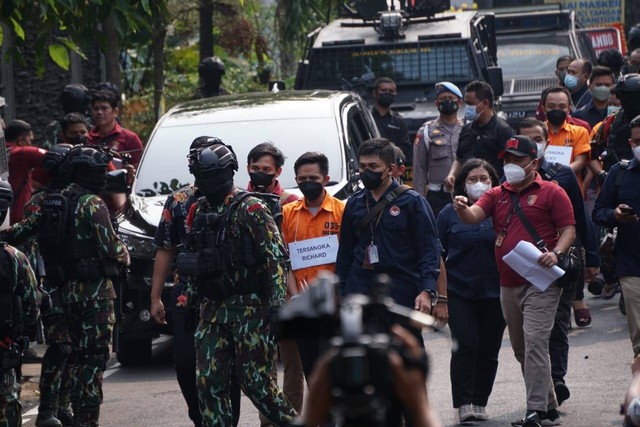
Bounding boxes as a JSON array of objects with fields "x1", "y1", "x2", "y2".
[
  {"x1": 288, "y1": 234, "x2": 339, "y2": 271},
  {"x1": 544, "y1": 146, "x2": 572, "y2": 166},
  {"x1": 502, "y1": 241, "x2": 565, "y2": 291}
]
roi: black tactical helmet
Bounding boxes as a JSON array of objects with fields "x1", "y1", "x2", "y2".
[
  {"x1": 65, "y1": 146, "x2": 112, "y2": 192},
  {"x1": 614, "y1": 73, "x2": 640, "y2": 95},
  {"x1": 60, "y1": 84, "x2": 90, "y2": 115},
  {"x1": 198, "y1": 56, "x2": 226, "y2": 76},
  {"x1": 0, "y1": 178, "x2": 13, "y2": 225},
  {"x1": 188, "y1": 143, "x2": 238, "y2": 176},
  {"x1": 43, "y1": 144, "x2": 73, "y2": 188}
]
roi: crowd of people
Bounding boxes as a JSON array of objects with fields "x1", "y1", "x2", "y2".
[{"x1": 0, "y1": 40, "x2": 640, "y2": 427}]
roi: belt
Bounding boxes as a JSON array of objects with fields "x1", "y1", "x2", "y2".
[{"x1": 427, "y1": 183, "x2": 446, "y2": 192}]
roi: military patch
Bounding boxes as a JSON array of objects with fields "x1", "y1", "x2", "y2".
[
  {"x1": 389, "y1": 205, "x2": 401, "y2": 216},
  {"x1": 527, "y1": 195, "x2": 537, "y2": 205},
  {"x1": 247, "y1": 203, "x2": 265, "y2": 213}
]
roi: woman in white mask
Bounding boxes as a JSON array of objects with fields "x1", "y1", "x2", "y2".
[{"x1": 435, "y1": 158, "x2": 504, "y2": 424}]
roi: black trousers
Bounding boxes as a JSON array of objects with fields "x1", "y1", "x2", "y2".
[
  {"x1": 426, "y1": 190, "x2": 451, "y2": 219},
  {"x1": 448, "y1": 292, "x2": 505, "y2": 408}
]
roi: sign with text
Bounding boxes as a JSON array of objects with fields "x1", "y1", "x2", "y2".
[
  {"x1": 561, "y1": 0, "x2": 625, "y2": 28},
  {"x1": 544, "y1": 146, "x2": 572, "y2": 166},
  {"x1": 288, "y1": 234, "x2": 339, "y2": 271},
  {"x1": 585, "y1": 27, "x2": 623, "y2": 55}
]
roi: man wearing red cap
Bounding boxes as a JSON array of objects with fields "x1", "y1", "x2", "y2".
[{"x1": 453, "y1": 135, "x2": 576, "y2": 427}]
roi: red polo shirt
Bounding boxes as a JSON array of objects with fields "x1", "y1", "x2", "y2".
[
  {"x1": 6, "y1": 142, "x2": 47, "y2": 224},
  {"x1": 475, "y1": 173, "x2": 575, "y2": 287},
  {"x1": 88, "y1": 122, "x2": 144, "y2": 168}
]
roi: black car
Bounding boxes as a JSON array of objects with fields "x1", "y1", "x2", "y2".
[{"x1": 114, "y1": 90, "x2": 379, "y2": 365}]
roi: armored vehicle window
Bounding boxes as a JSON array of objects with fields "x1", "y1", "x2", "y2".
[
  {"x1": 308, "y1": 41, "x2": 478, "y2": 88},
  {"x1": 498, "y1": 35, "x2": 572, "y2": 79}
]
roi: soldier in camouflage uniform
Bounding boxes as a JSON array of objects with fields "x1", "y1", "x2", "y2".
[
  {"x1": 150, "y1": 136, "x2": 233, "y2": 427},
  {"x1": 20, "y1": 144, "x2": 76, "y2": 426},
  {"x1": 5, "y1": 146, "x2": 130, "y2": 427},
  {"x1": 0, "y1": 179, "x2": 39, "y2": 427},
  {"x1": 178, "y1": 142, "x2": 296, "y2": 426}
]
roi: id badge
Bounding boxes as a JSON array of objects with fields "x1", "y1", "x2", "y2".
[
  {"x1": 495, "y1": 233, "x2": 505, "y2": 248},
  {"x1": 362, "y1": 244, "x2": 379, "y2": 269},
  {"x1": 367, "y1": 244, "x2": 379, "y2": 263}
]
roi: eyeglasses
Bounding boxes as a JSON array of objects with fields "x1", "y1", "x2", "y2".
[{"x1": 465, "y1": 176, "x2": 491, "y2": 184}]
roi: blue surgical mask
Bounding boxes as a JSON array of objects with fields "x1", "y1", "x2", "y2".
[
  {"x1": 607, "y1": 105, "x2": 621, "y2": 116},
  {"x1": 465, "y1": 105, "x2": 478, "y2": 122},
  {"x1": 564, "y1": 74, "x2": 579, "y2": 89}
]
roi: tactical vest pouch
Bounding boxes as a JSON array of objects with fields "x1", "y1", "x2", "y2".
[
  {"x1": 0, "y1": 343, "x2": 21, "y2": 370},
  {"x1": 67, "y1": 258, "x2": 103, "y2": 281},
  {"x1": 176, "y1": 252, "x2": 200, "y2": 277},
  {"x1": 45, "y1": 265, "x2": 67, "y2": 287},
  {"x1": 39, "y1": 193, "x2": 69, "y2": 263}
]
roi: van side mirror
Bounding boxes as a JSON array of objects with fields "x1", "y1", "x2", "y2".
[{"x1": 486, "y1": 66, "x2": 504, "y2": 97}]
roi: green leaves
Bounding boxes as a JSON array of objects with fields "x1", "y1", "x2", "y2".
[{"x1": 48, "y1": 43, "x2": 70, "y2": 69}]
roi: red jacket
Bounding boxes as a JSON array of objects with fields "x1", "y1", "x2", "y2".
[{"x1": 88, "y1": 122, "x2": 144, "y2": 168}]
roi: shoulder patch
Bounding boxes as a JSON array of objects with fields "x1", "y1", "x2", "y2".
[{"x1": 247, "y1": 203, "x2": 265, "y2": 214}]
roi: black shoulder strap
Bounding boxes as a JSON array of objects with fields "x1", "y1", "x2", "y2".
[
  {"x1": 0, "y1": 243, "x2": 15, "y2": 338},
  {"x1": 356, "y1": 185, "x2": 411, "y2": 236},
  {"x1": 543, "y1": 162, "x2": 564, "y2": 182},
  {"x1": 508, "y1": 192, "x2": 547, "y2": 251}
]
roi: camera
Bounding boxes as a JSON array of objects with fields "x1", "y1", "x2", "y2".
[{"x1": 278, "y1": 273, "x2": 439, "y2": 426}]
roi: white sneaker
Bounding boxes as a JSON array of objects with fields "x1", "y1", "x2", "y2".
[
  {"x1": 473, "y1": 405, "x2": 489, "y2": 421},
  {"x1": 459, "y1": 404, "x2": 478, "y2": 423}
]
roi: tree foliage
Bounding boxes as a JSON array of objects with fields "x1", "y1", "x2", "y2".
[{"x1": 0, "y1": 0, "x2": 169, "y2": 75}]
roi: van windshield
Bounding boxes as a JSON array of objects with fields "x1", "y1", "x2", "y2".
[
  {"x1": 134, "y1": 117, "x2": 342, "y2": 197},
  {"x1": 307, "y1": 40, "x2": 477, "y2": 88}
]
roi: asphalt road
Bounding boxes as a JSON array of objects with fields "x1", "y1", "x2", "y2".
[{"x1": 21, "y1": 292, "x2": 630, "y2": 426}]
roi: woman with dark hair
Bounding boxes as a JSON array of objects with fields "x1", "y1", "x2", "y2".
[{"x1": 436, "y1": 158, "x2": 505, "y2": 424}]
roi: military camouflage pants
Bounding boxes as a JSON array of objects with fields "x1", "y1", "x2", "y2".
[
  {"x1": 195, "y1": 311, "x2": 297, "y2": 426},
  {"x1": 0, "y1": 368, "x2": 21, "y2": 427},
  {"x1": 64, "y1": 299, "x2": 115, "y2": 412},
  {"x1": 39, "y1": 297, "x2": 72, "y2": 414}
]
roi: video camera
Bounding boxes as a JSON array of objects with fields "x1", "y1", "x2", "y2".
[{"x1": 278, "y1": 273, "x2": 440, "y2": 426}]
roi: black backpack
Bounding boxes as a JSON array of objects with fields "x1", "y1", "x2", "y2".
[{"x1": 0, "y1": 243, "x2": 15, "y2": 339}]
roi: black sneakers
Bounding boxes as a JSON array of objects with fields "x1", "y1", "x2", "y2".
[{"x1": 512, "y1": 409, "x2": 563, "y2": 426}]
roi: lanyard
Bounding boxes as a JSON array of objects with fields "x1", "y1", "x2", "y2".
[
  {"x1": 365, "y1": 197, "x2": 384, "y2": 245},
  {"x1": 293, "y1": 203, "x2": 331, "y2": 242}
]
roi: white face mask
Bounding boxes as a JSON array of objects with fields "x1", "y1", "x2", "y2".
[
  {"x1": 536, "y1": 143, "x2": 546, "y2": 160},
  {"x1": 633, "y1": 145, "x2": 640, "y2": 162},
  {"x1": 503, "y1": 162, "x2": 532, "y2": 185},
  {"x1": 465, "y1": 181, "x2": 491, "y2": 200}
]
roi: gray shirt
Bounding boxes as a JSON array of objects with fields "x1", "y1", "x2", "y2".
[{"x1": 412, "y1": 117, "x2": 463, "y2": 196}]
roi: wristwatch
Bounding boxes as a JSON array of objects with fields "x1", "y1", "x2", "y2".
[
  {"x1": 553, "y1": 249, "x2": 565, "y2": 259},
  {"x1": 425, "y1": 289, "x2": 437, "y2": 299}
]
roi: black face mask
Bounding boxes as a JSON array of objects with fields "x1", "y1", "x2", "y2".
[
  {"x1": 298, "y1": 181, "x2": 324, "y2": 201},
  {"x1": 437, "y1": 99, "x2": 458, "y2": 116},
  {"x1": 546, "y1": 109, "x2": 567, "y2": 126},
  {"x1": 67, "y1": 134, "x2": 87, "y2": 146},
  {"x1": 377, "y1": 93, "x2": 395, "y2": 108},
  {"x1": 249, "y1": 171, "x2": 275, "y2": 189},
  {"x1": 361, "y1": 169, "x2": 386, "y2": 190},
  {"x1": 196, "y1": 168, "x2": 234, "y2": 204}
]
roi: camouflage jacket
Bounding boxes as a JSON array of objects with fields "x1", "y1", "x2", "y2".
[
  {"x1": 3, "y1": 244, "x2": 39, "y2": 328},
  {"x1": 187, "y1": 188, "x2": 288, "y2": 324},
  {"x1": 5, "y1": 183, "x2": 129, "y2": 303}
]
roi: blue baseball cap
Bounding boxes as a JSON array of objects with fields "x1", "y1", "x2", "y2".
[{"x1": 435, "y1": 81, "x2": 462, "y2": 98}]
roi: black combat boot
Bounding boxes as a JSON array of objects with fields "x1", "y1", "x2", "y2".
[
  {"x1": 35, "y1": 412, "x2": 63, "y2": 427},
  {"x1": 57, "y1": 395, "x2": 74, "y2": 427},
  {"x1": 73, "y1": 406, "x2": 99, "y2": 427}
]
